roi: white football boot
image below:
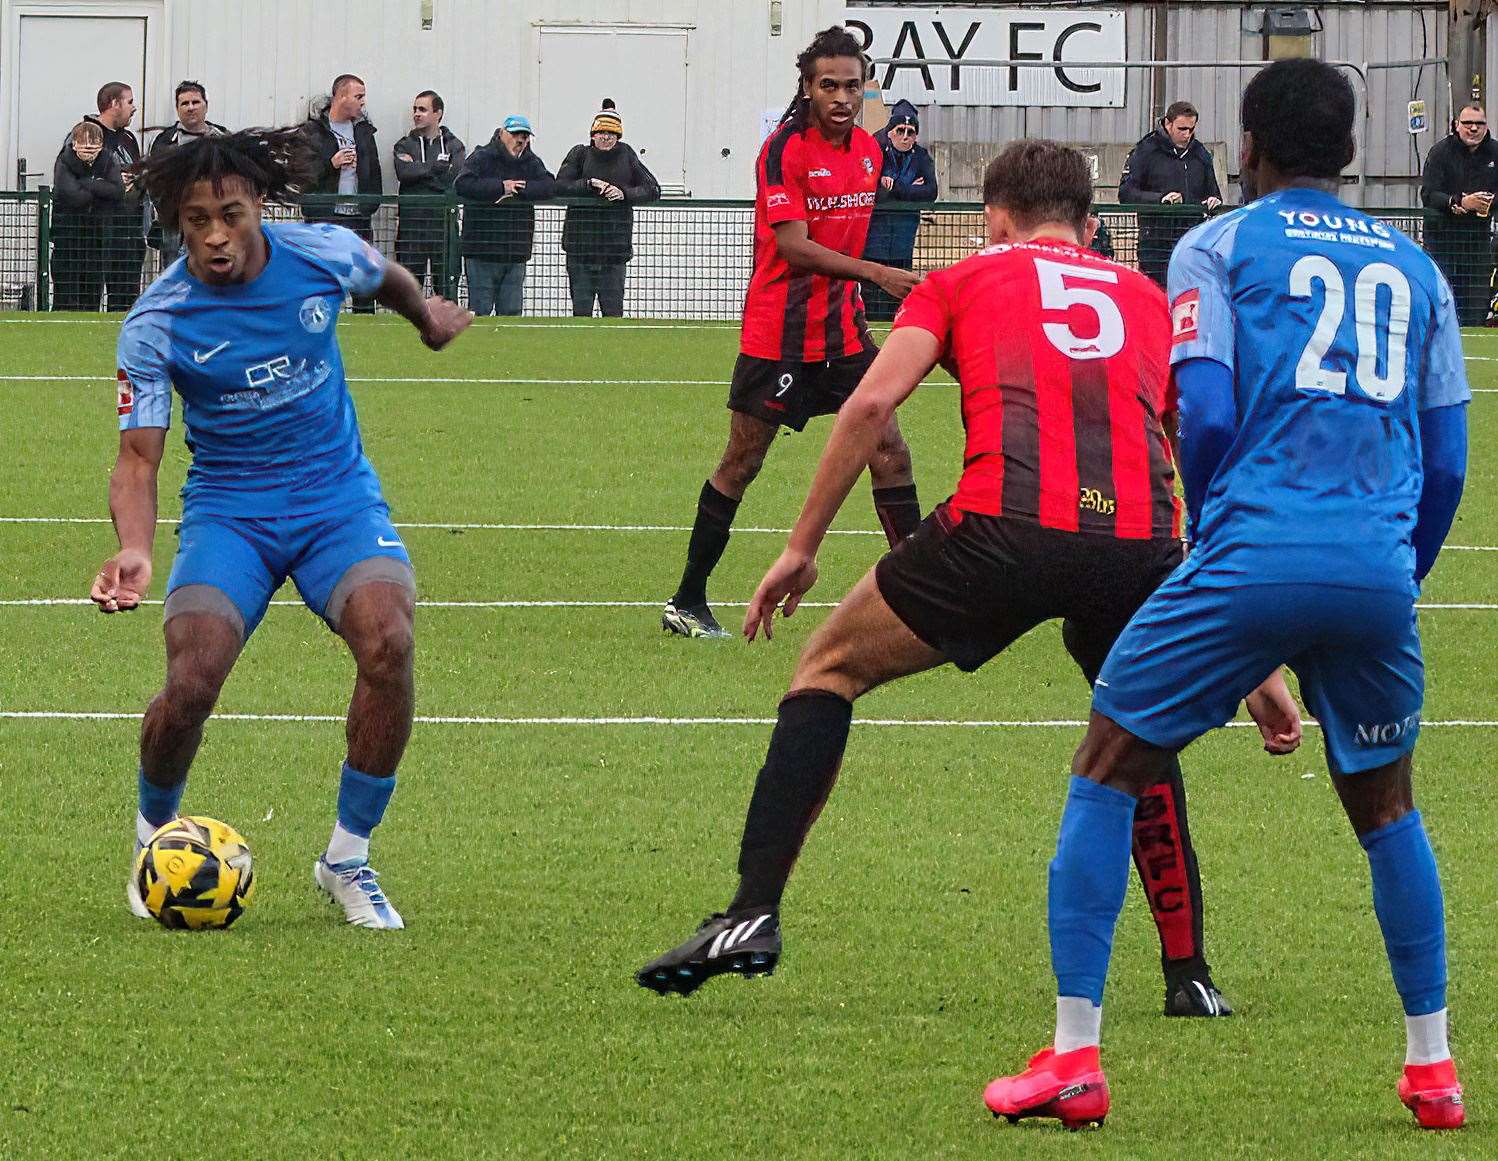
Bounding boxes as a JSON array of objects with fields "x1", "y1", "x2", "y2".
[{"x1": 314, "y1": 856, "x2": 405, "y2": 929}]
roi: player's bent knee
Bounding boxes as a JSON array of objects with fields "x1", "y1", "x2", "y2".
[
  {"x1": 163, "y1": 584, "x2": 245, "y2": 645},
  {"x1": 1072, "y1": 711, "x2": 1174, "y2": 796},
  {"x1": 327, "y1": 559, "x2": 416, "y2": 633}
]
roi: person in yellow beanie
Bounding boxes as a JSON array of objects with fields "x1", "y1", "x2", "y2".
[{"x1": 554, "y1": 98, "x2": 660, "y2": 315}]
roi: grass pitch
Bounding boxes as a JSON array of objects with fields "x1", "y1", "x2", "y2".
[{"x1": 2, "y1": 316, "x2": 1497, "y2": 1160}]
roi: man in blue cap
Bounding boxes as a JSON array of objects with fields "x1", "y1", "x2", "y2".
[
  {"x1": 454, "y1": 113, "x2": 555, "y2": 315},
  {"x1": 862, "y1": 98, "x2": 937, "y2": 320}
]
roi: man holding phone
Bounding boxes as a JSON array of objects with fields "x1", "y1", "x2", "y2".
[
  {"x1": 302, "y1": 75, "x2": 383, "y2": 310},
  {"x1": 1422, "y1": 105, "x2": 1498, "y2": 326}
]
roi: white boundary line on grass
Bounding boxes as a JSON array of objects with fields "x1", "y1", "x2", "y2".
[
  {"x1": 5, "y1": 596, "x2": 1496, "y2": 611},
  {"x1": 4, "y1": 514, "x2": 1498, "y2": 554},
  {"x1": 5, "y1": 710, "x2": 1498, "y2": 728}
]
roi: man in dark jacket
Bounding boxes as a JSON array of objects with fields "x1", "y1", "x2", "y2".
[
  {"x1": 393, "y1": 90, "x2": 465, "y2": 295},
  {"x1": 554, "y1": 100, "x2": 660, "y2": 317},
  {"x1": 78, "y1": 82, "x2": 143, "y2": 310},
  {"x1": 1421, "y1": 105, "x2": 1498, "y2": 326},
  {"x1": 455, "y1": 114, "x2": 554, "y2": 316},
  {"x1": 301, "y1": 75, "x2": 382, "y2": 310},
  {"x1": 52, "y1": 121, "x2": 122, "y2": 310},
  {"x1": 147, "y1": 81, "x2": 228, "y2": 264},
  {"x1": 1119, "y1": 100, "x2": 1222, "y2": 285},
  {"x1": 862, "y1": 99, "x2": 937, "y2": 321}
]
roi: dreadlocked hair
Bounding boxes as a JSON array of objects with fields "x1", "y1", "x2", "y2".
[
  {"x1": 780, "y1": 25, "x2": 869, "y2": 130},
  {"x1": 131, "y1": 126, "x2": 320, "y2": 227}
]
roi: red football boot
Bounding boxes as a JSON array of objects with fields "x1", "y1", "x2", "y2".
[
  {"x1": 1398, "y1": 1059, "x2": 1465, "y2": 1130},
  {"x1": 984, "y1": 1045, "x2": 1110, "y2": 1130}
]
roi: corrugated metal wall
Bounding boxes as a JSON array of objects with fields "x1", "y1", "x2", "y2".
[
  {"x1": 154, "y1": 0, "x2": 844, "y2": 199},
  {"x1": 884, "y1": 2, "x2": 1449, "y2": 208}
]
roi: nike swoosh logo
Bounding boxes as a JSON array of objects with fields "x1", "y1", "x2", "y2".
[
  {"x1": 377, "y1": 536, "x2": 403, "y2": 548},
  {"x1": 193, "y1": 341, "x2": 231, "y2": 364}
]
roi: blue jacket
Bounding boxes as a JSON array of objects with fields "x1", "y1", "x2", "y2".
[{"x1": 865, "y1": 102, "x2": 937, "y2": 261}]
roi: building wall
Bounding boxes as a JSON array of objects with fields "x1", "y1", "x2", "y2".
[
  {"x1": 0, "y1": 0, "x2": 846, "y2": 198},
  {"x1": 867, "y1": 1, "x2": 1449, "y2": 207}
]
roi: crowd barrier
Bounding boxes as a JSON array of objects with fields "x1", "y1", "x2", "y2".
[{"x1": 4, "y1": 191, "x2": 1493, "y2": 325}]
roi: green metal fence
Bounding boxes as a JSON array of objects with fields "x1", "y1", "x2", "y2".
[{"x1": 3, "y1": 189, "x2": 1493, "y2": 324}]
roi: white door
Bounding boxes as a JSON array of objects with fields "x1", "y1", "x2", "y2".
[
  {"x1": 15, "y1": 14, "x2": 147, "y2": 188},
  {"x1": 537, "y1": 26, "x2": 690, "y2": 195}
]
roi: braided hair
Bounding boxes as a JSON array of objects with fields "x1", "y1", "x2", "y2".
[
  {"x1": 130, "y1": 125, "x2": 320, "y2": 227},
  {"x1": 780, "y1": 25, "x2": 869, "y2": 131}
]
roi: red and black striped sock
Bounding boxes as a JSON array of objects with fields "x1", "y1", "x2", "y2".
[{"x1": 1131, "y1": 757, "x2": 1211, "y2": 980}]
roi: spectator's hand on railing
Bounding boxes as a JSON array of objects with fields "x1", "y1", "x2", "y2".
[
  {"x1": 588, "y1": 178, "x2": 625, "y2": 202},
  {"x1": 1161, "y1": 191, "x2": 1184, "y2": 205},
  {"x1": 874, "y1": 265, "x2": 921, "y2": 301},
  {"x1": 500, "y1": 179, "x2": 526, "y2": 199},
  {"x1": 419, "y1": 297, "x2": 474, "y2": 351},
  {"x1": 880, "y1": 176, "x2": 894, "y2": 191},
  {"x1": 1203, "y1": 196, "x2": 1222, "y2": 211}
]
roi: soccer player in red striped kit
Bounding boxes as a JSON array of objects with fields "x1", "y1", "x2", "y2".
[
  {"x1": 661, "y1": 26, "x2": 924, "y2": 639},
  {"x1": 639, "y1": 140, "x2": 1302, "y2": 1012}
]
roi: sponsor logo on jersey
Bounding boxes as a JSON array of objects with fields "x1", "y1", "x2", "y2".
[
  {"x1": 115, "y1": 368, "x2": 134, "y2": 416},
  {"x1": 807, "y1": 167, "x2": 833, "y2": 178},
  {"x1": 1079, "y1": 487, "x2": 1116, "y2": 515},
  {"x1": 1171, "y1": 289, "x2": 1200, "y2": 345},
  {"x1": 805, "y1": 191, "x2": 877, "y2": 212},
  {"x1": 861, "y1": 156, "x2": 874, "y2": 175},
  {"x1": 766, "y1": 191, "x2": 791, "y2": 209},
  {"x1": 299, "y1": 295, "x2": 333, "y2": 333}
]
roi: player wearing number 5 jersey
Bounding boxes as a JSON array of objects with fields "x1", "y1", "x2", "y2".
[
  {"x1": 638, "y1": 140, "x2": 1288, "y2": 1015},
  {"x1": 989, "y1": 60, "x2": 1470, "y2": 1132}
]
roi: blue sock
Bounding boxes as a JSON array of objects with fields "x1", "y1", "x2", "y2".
[
  {"x1": 1050, "y1": 775, "x2": 1138, "y2": 1004},
  {"x1": 336, "y1": 762, "x2": 397, "y2": 839},
  {"x1": 137, "y1": 766, "x2": 185, "y2": 828},
  {"x1": 1361, "y1": 810, "x2": 1447, "y2": 1016}
]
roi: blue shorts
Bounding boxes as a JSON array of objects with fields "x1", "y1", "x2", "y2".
[
  {"x1": 166, "y1": 503, "x2": 414, "y2": 640},
  {"x1": 1093, "y1": 572, "x2": 1423, "y2": 774}
]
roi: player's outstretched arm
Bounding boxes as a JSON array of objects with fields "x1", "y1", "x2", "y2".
[
  {"x1": 744, "y1": 328, "x2": 939, "y2": 641},
  {"x1": 375, "y1": 260, "x2": 474, "y2": 351},
  {"x1": 771, "y1": 221, "x2": 921, "y2": 301},
  {"x1": 92, "y1": 427, "x2": 164, "y2": 613}
]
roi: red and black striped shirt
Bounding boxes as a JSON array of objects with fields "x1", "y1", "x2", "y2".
[
  {"x1": 893, "y1": 239, "x2": 1182, "y2": 540},
  {"x1": 740, "y1": 121, "x2": 880, "y2": 362}
]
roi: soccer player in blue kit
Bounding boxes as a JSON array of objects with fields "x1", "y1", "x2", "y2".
[
  {"x1": 986, "y1": 60, "x2": 1471, "y2": 1130},
  {"x1": 89, "y1": 128, "x2": 472, "y2": 929}
]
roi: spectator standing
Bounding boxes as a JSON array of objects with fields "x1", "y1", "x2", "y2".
[
  {"x1": 1119, "y1": 100, "x2": 1222, "y2": 284},
  {"x1": 51, "y1": 121, "x2": 121, "y2": 310},
  {"x1": 301, "y1": 74, "x2": 383, "y2": 310},
  {"x1": 861, "y1": 98, "x2": 937, "y2": 321},
  {"x1": 455, "y1": 114, "x2": 554, "y2": 316},
  {"x1": 1421, "y1": 105, "x2": 1498, "y2": 326},
  {"x1": 554, "y1": 100, "x2": 660, "y2": 317},
  {"x1": 393, "y1": 90, "x2": 465, "y2": 294},
  {"x1": 81, "y1": 82, "x2": 143, "y2": 310},
  {"x1": 147, "y1": 81, "x2": 228, "y2": 264}
]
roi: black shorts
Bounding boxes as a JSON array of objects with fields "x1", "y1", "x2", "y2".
[
  {"x1": 875, "y1": 503, "x2": 1186, "y2": 677},
  {"x1": 727, "y1": 350, "x2": 877, "y2": 432}
]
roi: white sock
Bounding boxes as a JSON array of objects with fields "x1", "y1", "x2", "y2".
[
  {"x1": 135, "y1": 811, "x2": 159, "y2": 849},
  {"x1": 325, "y1": 821, "x2": 370, "y2": 866},
  {"x1": 1405, "y1": 1009, "x2": 1450, "y2": 1065},
  {"x1": 1055, "y1": 996, "x2": 1102, "y2": 1054}
]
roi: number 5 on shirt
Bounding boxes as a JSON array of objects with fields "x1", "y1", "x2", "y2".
[{"x1": 1034, "y1": 258, "x2": 1126, "y2": 361}]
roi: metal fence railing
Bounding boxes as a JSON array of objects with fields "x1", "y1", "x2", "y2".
[{"x1": 1, "y1": 190, "x2": 1493, "y2": 325}]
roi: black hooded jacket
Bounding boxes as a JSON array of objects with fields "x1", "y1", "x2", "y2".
[
  {"x1": 1421, "y1": 130, "x2": 1498, "y2": 239},
  {"x1": 554, "y1": 141, "x2": 660, "y2": 263},
  {"x1": 300, "y1": 113, "x2": 382, "y2": 222},
  {"x1": 455, "y1": 132, "x2": 556, "y2": 263}
]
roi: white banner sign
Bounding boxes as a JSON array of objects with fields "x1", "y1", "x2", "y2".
[{"x1": 846, "y1": 7, "x2": 1126, "y2": 108}]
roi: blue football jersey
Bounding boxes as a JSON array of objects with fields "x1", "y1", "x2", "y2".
[
  {"x1": 1167, "y1": 188, "x2": 1469, "y2": 592},
  {"x1": 117, "y1": 221, "x2": 388, "y2": 517}
]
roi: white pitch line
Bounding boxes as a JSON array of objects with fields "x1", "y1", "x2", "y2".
[
  {"x1": 4, "y1": 597, "x2": 1495, "y2": 611},
  {"x1": 5, "y1": 710, "x2": 1498, "y2": 729}
]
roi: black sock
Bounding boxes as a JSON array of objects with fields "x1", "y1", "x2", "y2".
[
  {"x1": 672, "y1": 480, "x2": 740, "y2": 608},
  {"x1": 1130, "y1": 756, "x2": 1211, "y2": 981},
  {"x1": 872, "y1": 483, "x2": 921, "y2": 547},
  {"x1": 729, "y1": 689, "x2": 854, "y2": 914}
]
